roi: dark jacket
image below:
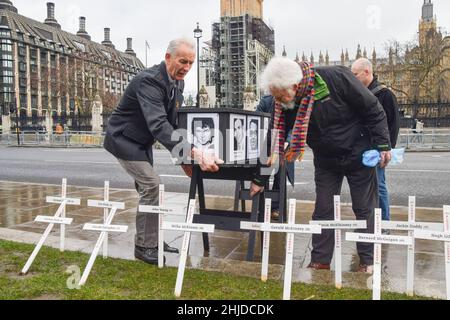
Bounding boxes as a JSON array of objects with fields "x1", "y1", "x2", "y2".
[
  {"x1": 257, "y1": 95, "x2": 295, "y2": 186},
  {"x1": 104, "y1": 61, "x2": 189, "y2": 164},
  {"x1": 307, "y1": 66, "x2": 391, "y2": 170},
  {"x1": 368, "y1": 77, "x2": 400, "y2": 148}
]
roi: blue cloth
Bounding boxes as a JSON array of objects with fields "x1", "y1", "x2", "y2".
[
  {"x1": 362, "y1": 150, "x2": 381, "y2": 168},
  {"x1": 363, "y1": 148, "x2": 405, "y2": 168},
  {"x1": 376, "y1": 166, "x2": 390, "y2": 221}
]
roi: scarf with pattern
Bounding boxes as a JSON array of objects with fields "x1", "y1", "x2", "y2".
[{"x1": 272, "y1": 62, "x2": 316, "y2": 163}]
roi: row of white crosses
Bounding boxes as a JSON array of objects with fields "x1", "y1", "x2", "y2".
[
  {"x1": 241, "y1": 199, "x2": 322, "y2": 300},
  {"x1": 21, "y1": 179, "x2": 80, "y2": 275},
  {"x1": 139, "y1": 187, "x2": 216, "y2": 297},
  {"x1": 22, "y1": 180, "x2": 450, "y2": 300},
  {"x1": 21, "y1": 179, "x2": 128, "y2": 288}
]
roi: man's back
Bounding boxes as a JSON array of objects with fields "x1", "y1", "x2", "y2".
[{"x1": 104, "y1": 62, "x2": 184, "y2": 163}]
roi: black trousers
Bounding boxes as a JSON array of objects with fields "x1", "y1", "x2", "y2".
[{"x1": 311, "y1": 165, "x2": 378, "y2": 266}]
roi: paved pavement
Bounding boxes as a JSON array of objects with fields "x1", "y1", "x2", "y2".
[{"x1": 0, "y1": 180, "x2": 448, "y2": 299}]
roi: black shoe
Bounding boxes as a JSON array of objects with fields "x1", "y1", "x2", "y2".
[
  {"x1": 134, "y1": 246, "x2": 166, "y2": 265},
  {"x1": 164, "y1": 242, "x2": 179, "y2": 254}
]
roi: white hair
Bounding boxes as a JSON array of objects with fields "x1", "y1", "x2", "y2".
[
  {"x1": 352, "y1": 58, "x2": 373, "y2": 74},
  {"x1": 260, "y1": 57, "x2": 303, "y2": 92},
  {"x1": 166, "y1": 37, "x2": 196, "y2": 56}
]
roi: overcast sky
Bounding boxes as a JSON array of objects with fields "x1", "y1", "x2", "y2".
[{"x1": 12, "y1": 0, "x2": 450, "y2": 95}]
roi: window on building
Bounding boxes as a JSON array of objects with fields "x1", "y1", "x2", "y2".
[{"x1": 73, "y1": 41, "x2": 86, "y2": 52}]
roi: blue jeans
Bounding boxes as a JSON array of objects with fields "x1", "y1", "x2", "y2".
[{"x1": 377, "y1": 166, "x2": 390, "y2": 221}]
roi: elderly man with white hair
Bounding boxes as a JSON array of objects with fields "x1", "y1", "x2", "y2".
[
  {"x1": 104, "y1": 37, "x2": 221, "y2": 266},
  {"x1": 251, "y1": 57, "x2": 391, "y2": 273},
  {"x1": 352, "y1": 58, "x2": 400, "y2": 224}
]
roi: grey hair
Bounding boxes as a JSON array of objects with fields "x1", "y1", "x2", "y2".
[
  {"x1": 352, "y1": 58, "x2": 373, "y2": 74},
  {"x1": 166, "y1": 37, "x2": 196, "y2": 56},
  {"x1": 260, "y1": 57, "x2": 303, "y2": 92}
]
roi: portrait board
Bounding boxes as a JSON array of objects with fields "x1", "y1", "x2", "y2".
[{"x1": 187, "y1": 113, "x2": 220, "y2": 157}]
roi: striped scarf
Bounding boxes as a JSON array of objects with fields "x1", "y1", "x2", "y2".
[{"x1": 272, "y1": 62, "x2": 316, "y2": 163}]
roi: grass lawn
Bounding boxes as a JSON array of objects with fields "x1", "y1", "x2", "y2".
[{"x1": 0, "y1": 240, "x2": 433, "y2": 300}]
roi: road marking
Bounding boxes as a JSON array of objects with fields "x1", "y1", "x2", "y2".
[
  {"x1": 160, "y1": 175, "x2": 189, "y2": 179},
  {"x1": 388, "y1": 169, "x2": 450, "y2": 174},
  {"x1": 45, "y1": 160, "x2": 118, "y2": 165}
]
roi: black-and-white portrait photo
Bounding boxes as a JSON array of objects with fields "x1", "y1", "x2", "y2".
[
  {"x1": 229, "y1": 114, "x2": 246, "y2": 162},
  {"x1": 247, "y1": 117, "x2": 260, "y2": 159},
  {"x1": 187, "y1": 114, "x2": 220, "y2": 156}
]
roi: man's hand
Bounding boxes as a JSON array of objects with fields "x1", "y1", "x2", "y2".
[
  {"x1": 192, "y1": 148, "x2": 223, "y2": 173},
  {"x1": 250, "y1": 183, "x2": 265, "y2": 198},
  {"x1": 181, "y1": 165, "x2": 193, "y2": 178},
  {"x1": 379, "y1": 151, "x2": 392, "y2": 169}
]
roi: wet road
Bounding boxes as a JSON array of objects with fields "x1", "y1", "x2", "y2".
[{"x1": 1, "y1": 146, "x2": 449, "y2": 208}]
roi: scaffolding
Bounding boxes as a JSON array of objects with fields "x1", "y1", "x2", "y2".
[{"x1": 210, "y1": 14, "x2": 274, "y2": 109}]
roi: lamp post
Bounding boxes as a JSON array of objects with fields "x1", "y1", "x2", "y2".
[{"x1": 194, "y1": 22, "x2": 202, "y2": 108}]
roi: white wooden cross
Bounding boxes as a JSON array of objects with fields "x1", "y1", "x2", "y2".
[
  {"x1": 309, "y1": 195, "x2": 367, "y2": 289},
  {"x1": 414, "y1": 205, "x2": 450, "y2": 300},
  {"x1": 21, "y1": 178, "x2": 81, "y2": 275},
  {"x1": 382, "y1": 196, "x2": 443, "y2": 296},
  {"x1": 79, "y1": 181, "x2": 127, "y2": 286},
  {"x1": 241, "y1": 199, "x2": 322, "y2": 300},
  {"x1": 139, "y1": 184, "x2": 174, "y2": 269},
  {"x1": 346, "y1": 209, "x2": 413, "y2": 300},
  {"x1": 168, "y1": 199, "x2": 215, "y2": 298}
]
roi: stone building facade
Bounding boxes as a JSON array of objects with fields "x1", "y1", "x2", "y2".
[{"x1": 0, "y1": 0, "x2": 144, "y2": 124}]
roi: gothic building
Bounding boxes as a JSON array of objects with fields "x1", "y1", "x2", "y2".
[{"x1": 288, "y1": 0, "x2": 449, "y2": 104}]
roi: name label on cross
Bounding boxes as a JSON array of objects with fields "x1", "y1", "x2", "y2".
[
  {"x1": 241, "y1": 222, "x2": 321, "y2": 234},
  {"x1": 46, "y1": 196, "x2": 80, "y2": 205},
  {"x1": 310, "y1": 220, "x2": 367, "y2": 229},
  {"x1": 346, "y1": 233, "x2": 413, "y2": 245},
  {"x1": 35, "y1": 216, "x2": 73, "y2": 225},
  {"x1": 162, "y1": 222, "x2": 215, "y2": 233},
  {"x1": 88, "y1": 200, "x2": 125, "y2": 210},
  {"x1": 83, "y1": 224, "x2": 128, "y2": 233},
  {"x1": 139, "y1": 205, "x2": 174, "y2": 215},
  {"x1": 414, "y1": 230, "x2": 450, "y2": 242},
  {"x1": 382, "y1": 221, "x2": 444, "y2": 232}
]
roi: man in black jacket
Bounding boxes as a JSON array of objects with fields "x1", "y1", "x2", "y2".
[
  {"x1": 352, "y1": 58, "x2": 400, "y2": 222},
  {"x1": 104, "y1": 38, "x2": 221, "y2": 265},
  {"x1": 253, "y1": 57, "x2": 391, "y2": 273}
]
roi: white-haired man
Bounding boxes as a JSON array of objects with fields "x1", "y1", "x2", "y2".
[
  {"x1": 352, "y1": 58, "x2": 400, "y2": 223},
  {"x1": 252, "y1": 57, "x2": 391, "y2": 273},
  {"x1": 104, "y1": 38, "x2": 221, "y2": 266}
]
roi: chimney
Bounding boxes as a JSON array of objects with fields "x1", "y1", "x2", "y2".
[
  {"x1": 125, "y1": 38, "x2": 136, "y2": 56},
  {"x1": 76, "y1": 17, "x2": 91, "y2": 41},
  {"x1": 101, "y1": 28, "x2": 114, "y2": 48},
  {"x1": 44, "y1": 2, "x2": 61, "y2": 29},
  {"x1": 0, "y1": 0, "x2": 18, "y2": 13}
]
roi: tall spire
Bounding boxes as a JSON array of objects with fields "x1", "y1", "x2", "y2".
[
  {"x1": 341, "y1": 49, "x2": 345, "y2": 65},
  {"x1": 318, "y1": 51, "x2": 324, "y2": 65},
  {"x1": 282, "y1": 45, "x2": 287, "y2": 57},
  {"x1": 372, "y1": 47, "x2": 377, "y2": 66},
  {"x1": 422, "y1": 0, "x2": 434, "y2": 23},
  {"x1": 325, "y1": 50, "x2": 330, "y2": 65},
  {"x1": 310, "y1": 52, "x2": 314, "y2": 64},
  {"x1": 356, "y1": 44, "x2": 362, "y2": 59},
  {"x1": 363, "y1": 47, "x2": 367, "y2": 58},
  {"x1": 0, "y1": 0, "x2": 18, "y2": 13},
  {"x1": 295, "y1": 51, "x2": 300, "y2": 63}
]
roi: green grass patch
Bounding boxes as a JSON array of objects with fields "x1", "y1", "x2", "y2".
[{"x1": 0, "y1": 240, "x2": 433, "y2": 300}]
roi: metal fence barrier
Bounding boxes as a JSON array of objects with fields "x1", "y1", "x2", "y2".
[
  {"x1": 0, "y1": 131, "x2": 105, "y2": 147},
  {"x1": 1, "y1": 130, "x2": 450, "y2": 150}
]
